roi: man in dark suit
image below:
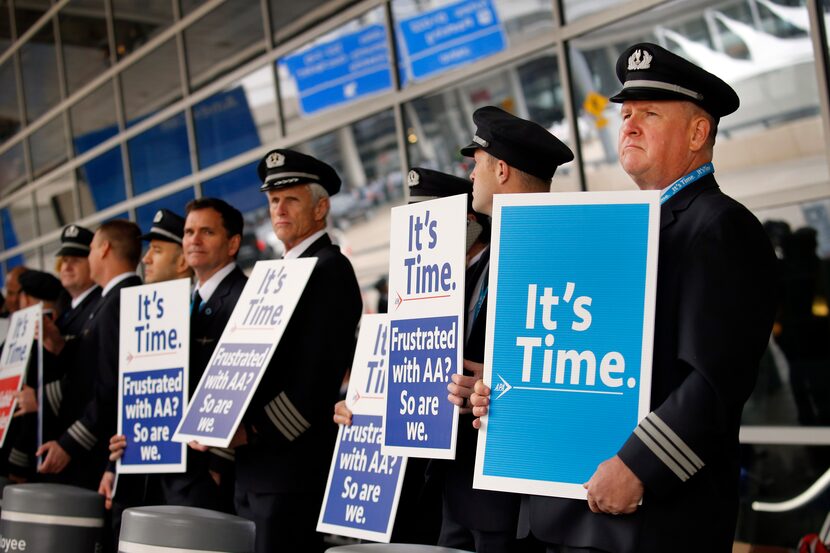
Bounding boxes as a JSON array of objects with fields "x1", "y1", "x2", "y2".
[
  {"x1": 6, "y1": 270, "x2": 65, "y2": 481},
  {"x1": 439, "y1": 107, "x2": 573, "y2": 553},
  {"x1": 228, "y1": 149, "x2": 362, "y2": 553},
  {"x1": 140, "y1": 209, "x2": 194, "y2": 285},
  {"x1": 27, "y1": 225, "x2": 101, "y2": 450},
  {"x1": 54, "y1": 225, "x2": 101, "y2": 339},
  {"x1": 39, "y1": 220, "x2": 143, "y2": 491},
  {"x1": 169, "y1": 198, "x2": 246, "y2": 511},
  {"x1": 470, "y1": 44, "x2": 777, "y2": 553},
  {"x1": 100, "y1": 207, "x2": 235, "y2": 518},
  {"x1": 333, "y1": 167, "x2": 491, "y2": 546}
]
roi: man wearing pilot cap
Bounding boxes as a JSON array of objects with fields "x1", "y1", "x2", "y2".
[
  {"x1": 470, "y1": 44, "x2": 777, "y2": 553},
  {"x1": 139, "y1": 209, "x2": 193, "y2": 284},
  {"x1": 231, "y1": 149, "x2": 362, "y2": 553},
  {"x1": 444, "y1": 105, "x2": 574, "y2": 553}
]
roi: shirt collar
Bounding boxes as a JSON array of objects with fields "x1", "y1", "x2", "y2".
[
  {"x1": 283, "y1": 229, "x2": 327, "y2": 260},
  {"x1": 467, "y1": 245, "x2": 488, "y2": 269},
  {"x1": 194, "y1": 262, "x2": 237, "y2": 303},
  {"x1": 71, "y1": 284, "x2": 99, "y2": 309},
  {"x1": 102, "y1": 272, "x2": 137, "y2": 297}
]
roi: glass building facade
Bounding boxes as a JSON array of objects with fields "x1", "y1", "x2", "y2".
[{"x1": 1, "y1": 0, "x2": 830, "y2": 546}]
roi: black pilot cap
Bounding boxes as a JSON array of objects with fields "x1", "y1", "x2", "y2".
[
  {"x1": 140, "y1": 209, "x2": 184, "y2": 245},
  {"x1": 609, "y1": 42, "x2": 739, "y2": 119},
  {"x1": 257, "y1": 149, "x2": 341, "y2": 196},
  {"x1": 460, "y1": 106, "x2": 574, "y2": 182},
  {"x1": 19, "y1": 270, "x2": 64, "y2": 302},
  {"x1": 56, "y1": 224, "x2": 94, "y2": 258},
  {"x1": 407, "y1": 167, "x2": 473, "y2": 209}
]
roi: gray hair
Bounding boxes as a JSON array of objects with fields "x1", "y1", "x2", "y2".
[{"x1": 308, "y1": 183, "x2": 330, "y2": 217}]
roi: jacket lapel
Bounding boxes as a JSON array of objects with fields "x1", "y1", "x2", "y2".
[
  {"x1": 660, "y1": 175, "x2": 718, "y2": 230},
  {"x1": 299, "y1": 234, "x2": 333, "y2": 259}
]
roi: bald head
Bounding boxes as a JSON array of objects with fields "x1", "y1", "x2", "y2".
[{"x1": 4, "y1": 266, "x2": 29, "y2": 313}]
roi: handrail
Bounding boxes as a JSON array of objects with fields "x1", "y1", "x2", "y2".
[{"x1": 752, "y1": 466, "x2": 830, "y2": 512}]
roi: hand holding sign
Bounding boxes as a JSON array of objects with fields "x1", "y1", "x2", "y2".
[
  {"x1": 37, "y1": 440, "x2": 71, "y2": 473},
  {"x1": 13, "y1": 385, "x2": 36, "y2": 417},
  {"x1": 584, "y1": 455, "x2": 643, "y2": 515},
  {"x1": 333, "y1": 400, "x2": 353, "y2": 427},
  {"x1": 446, "y1": 359, "x2": 483, "y2": 414},
  {"x1": 470, "y1": 379, "x2": 490, "y2": 430}
]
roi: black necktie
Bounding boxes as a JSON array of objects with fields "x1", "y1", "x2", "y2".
[{"x1": 191, "y1": 291, "x2": 203, "y2": 316}]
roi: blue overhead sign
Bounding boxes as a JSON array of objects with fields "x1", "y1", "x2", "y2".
[
  {"x1": 281, "y1": 24, "x2": 393, "y2": 116},
  {"x1": 397, "y1": 0, "x2": 506, "y2": 81}
]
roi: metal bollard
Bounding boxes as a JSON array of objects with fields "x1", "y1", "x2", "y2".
[
  {"x1": 119, "y1": 505, "x2": 255, "y2": 553},
  {"x1": 0, "y1": 483, "x2": 105, "y2": 552}
]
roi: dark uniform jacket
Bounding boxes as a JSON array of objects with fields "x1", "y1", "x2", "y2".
[
  {"x1": 4, "y1": 345, "x2": 61, "y2": 479},
  {"x1": 56, "y1": 286, "x2": 102, "y2": 338},
  {"x1": 55, "y1": 274, "x2": 142, "y2": 490},
  {"x1": 42, "y1": 286, "x2": 102, "y2": 438},
  {"x1": 236, "y1": 234, "x2": 362, "y2": 494},
  {"x1": 522, "y1": 175, "x2": 777, "y2": 552},
  {"x1": 432, "y1": 246, "x2": 522, "y2": 533}
]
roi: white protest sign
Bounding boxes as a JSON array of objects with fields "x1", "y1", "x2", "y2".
[
  {"x1": 474, "y1": 191, "x2": 659, "y2": 499},
  {"x1": 118, "y1": 279, "x2": 190, "y2": 474},
  {"x1": 0, "y1": 303, "x2": 40, "y2": 447},
  {"x1": 384, "y1": 194, "x2": 466, "y2": 459},
  {"x1": 174, "y1": 258, "x2": 316, "y2": 448},
  {"x1": 318, "y1": 314, "x2": 407, "y2": 542}
]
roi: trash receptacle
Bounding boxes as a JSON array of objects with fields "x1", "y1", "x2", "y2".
[
  {"x1": 0, "y1": 483, "x2": 104, "y2": 552},
  {"x1": 0, "y1": 477, "x2": 10, "y2": 511},
  {"x1": 119, "y1": 505, "x2": 255, "y2": 553}
]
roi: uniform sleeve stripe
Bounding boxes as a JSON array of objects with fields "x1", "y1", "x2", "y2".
[
  {"x1": 45, "y1": 384, "x2": 59, "y2": 416},
  {"x1": 47, "y1": 382, "x2": 62, "y2": 415},
  {"x1": 9, "y1": 449, "x2": 30, "y2": 467},
  {"x1": 73, "y1": 421, "x2": 97, "y2": 444},
  {"x1": 275, "y1": 393, "x2": 310, "y2": 430},
  {"x1": 271, "y1": 398, "x2": 306, "y2": 437},
  {"x1": 264, "y1": 403, "x2": 297, "y2": 441},
  {"x1": 209, "y1": 447, "x2": 235, "y2": 461},
  {"x1": 640, "y1": 418, "x2": 698, "y2": 477},
  {"x1": 647, "y1": 413, "x2": 704, "y2": 469},
  {"x1": 633, "y1": 426, "x2": 690, "y2": 482},
  {"x1": 67, "y1": 425, "x2": 95, "y2": 451}
]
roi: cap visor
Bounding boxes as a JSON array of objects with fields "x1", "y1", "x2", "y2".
[
  {"x1": 459, "y1": 142, "x2": 480, "y2": 157},
  {"x1": 140, "y1": 232, "x2": 180, "y2": 244},
  {"x1": 55, "y1": 246, "x2": 88, "y2": 257}
]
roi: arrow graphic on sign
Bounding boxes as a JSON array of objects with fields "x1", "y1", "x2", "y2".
[
  {"x1": 394, "y1": 290, "x2": 452, "y2": 310},
  {"x1": 492, "y1": 375, "x2": 624, "y2": 398}
]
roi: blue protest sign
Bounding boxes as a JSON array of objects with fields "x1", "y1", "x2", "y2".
[
  {"x1": 474, "y1": 191, "x2": 659, "y2": 499},
  {"x1": 384, "y1": 195, "x2": 466, "y2": 459},
  {"x1": 281, "y1": 24, "x2": 392, "y2": 116},
  {"x1": 118, "y1": 279, "x2": 190, "y2": 473},
  {"x1": 397, "y1": 0, "x2": 506, "y2": 82},
  {"x1": 318, "y1": 315, "x2": 407, "y2": 542},
  {"x1": 174, "y1": 259, "x2": 316, "y2": 448},
  {"x1": 120, "y1": 367, "x2": 185, "y2": 466}
]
